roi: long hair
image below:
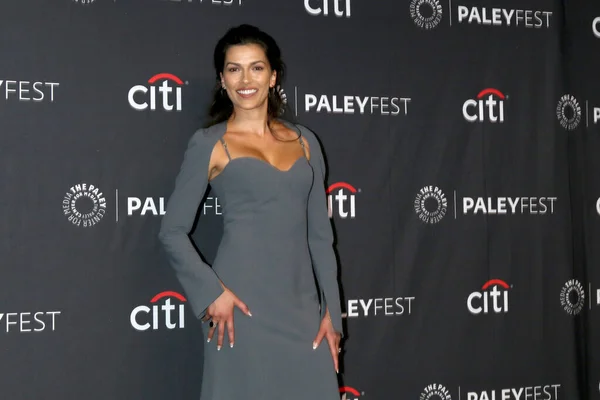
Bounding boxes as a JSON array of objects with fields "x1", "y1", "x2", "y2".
[{"x1": 205, "y1": 24, "x2": 294, "y2": 129}]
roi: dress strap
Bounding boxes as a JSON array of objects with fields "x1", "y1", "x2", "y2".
[
  {"x1": 298, "y1": 135, "x2": 308, "y2": 159},
  {"x1": 219, "y1": 137, "x2": 232, "y2": 160}
]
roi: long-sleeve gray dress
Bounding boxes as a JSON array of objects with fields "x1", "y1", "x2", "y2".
[{"x1": 158, "y1": 119, "x2": 343, "y2": 399}]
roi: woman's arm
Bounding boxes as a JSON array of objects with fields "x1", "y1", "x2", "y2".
[
  {"x1": 158, "y1": 128, "x2": 225, "y2": 319},
  {"x1": 300, "y1": 124, "x2": 344, "y2": 336}
]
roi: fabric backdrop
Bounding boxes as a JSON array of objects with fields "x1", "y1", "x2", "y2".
[{"x1": 0, "y1": 0, "x2": 598, "y2": 399}]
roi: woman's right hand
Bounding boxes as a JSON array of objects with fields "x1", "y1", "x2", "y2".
[{"x1": 202, "y1": 287, "x2": 252, "y2": 350}]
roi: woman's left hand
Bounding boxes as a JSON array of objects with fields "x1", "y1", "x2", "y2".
[{"x1": 312, "y1": 309, "x2": 342, "y2": 373}]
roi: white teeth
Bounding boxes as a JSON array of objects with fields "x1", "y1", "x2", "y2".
[{"x1": 237, "y1": 89, "x2": 257, "y2": 95}]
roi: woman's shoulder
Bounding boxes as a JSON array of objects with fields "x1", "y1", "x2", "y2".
[
  {"x1": 280, "y1": 119, "x2": 321, "y2": 146},
  {"x1": 186, "y1": 121, "x2": 228, "y2": 150}
]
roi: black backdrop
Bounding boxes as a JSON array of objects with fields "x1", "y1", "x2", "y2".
[{"x1": 0, "y1": 0, "x2": 598, "y2": 399}]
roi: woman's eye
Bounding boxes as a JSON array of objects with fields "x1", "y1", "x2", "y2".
[
  {"x1": 228, "y1": 67, "x2": 238, "y2": 72},
  {"x1": 254, "y1": 66, "x2": 264, "y2": 71}
]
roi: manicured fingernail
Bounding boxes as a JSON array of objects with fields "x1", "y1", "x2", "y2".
[
  {"x1": 248, "y1": 311, "x2": 253, "y2": 317},
  {"x1": 230, "y1": 343, "x2": 234, "y2": 348},
  {"x1": 312, "y1": 342, "x2": 317, "y2": 350},
  {"x1": 336, "y1": 369, "x2": 339, "y2": 374},
  {"x1": 207, "y1": 338, "x2": 211, "y2": 343},
  {"x1": 217, "y1": 345, "x2": 221, "y2": 351}
]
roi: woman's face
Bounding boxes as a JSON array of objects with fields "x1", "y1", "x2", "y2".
[{"x1": 220, "y1": 43, "x2": 276, "y2": 113}]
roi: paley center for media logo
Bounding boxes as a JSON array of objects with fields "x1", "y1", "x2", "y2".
[
  {"x1": 410, "y1": 1, "x2": 552, "y2": 30},
  {"x1": 327, "y1": 182, "x2": 359, "y2": 219},
  {"x1": 0, "y1": 310, "x2": 61, "y2": 333},
  {"x1": 131, "y1": 290, "x2": 187, "y2": 331},
  {"x1": 560, "y1": 278, "x2": 600, "y2": 316},
  {"x1": 342, "y1": 296, "x2": 415, "y2": 318},
  {"x1": 293, "y1": 86, "x2": 411, "y2": 117},
  {"x1": 62, "y1": 183, "x2": 107, "y2": 227},
  {"x1": 0, "y1": 78, "x2": 59, "y2": 102},
  {"x1": 421, "y1": 382, "x2": 560, "y2": 400},
  {"x1": 305, "y1": 0, "x2": 351, "y2": 18},
  {"x1": 468, "y1": 279, "x2": 511, "y2": 315},
  {"x1": 340, "y1": 386, "x2": 364, "y2": 400},
  {"x1": 62, "y1": 186, "x2": 222, "y2": 227},
  {"x1": 556, "y1": 94, "x2": 600, "y2": 131},
  {"x1": 128, "y1": 73, "x2": 187, "y2": 112},
  {"x1": 414, "y1": 186, "x2": 558, "y2": 224},
  {"x1": 420, "y1": 383, "x2": 451, "y2": 400},
  {"x1": 463, "y1": 88, "x2": 507, "y2": 123}
]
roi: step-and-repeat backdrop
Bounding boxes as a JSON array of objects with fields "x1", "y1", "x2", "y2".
[{"x1": 1, "y1": 0, "x2": 598, "y2": 399}]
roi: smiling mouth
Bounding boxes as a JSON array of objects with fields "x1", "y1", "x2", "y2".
[{"x1": 236, "y1": 89, "x2": 258, "y2": 96}]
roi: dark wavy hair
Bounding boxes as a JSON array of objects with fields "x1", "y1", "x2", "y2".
[{"x1": 205, "y1": 24, "x2": 293, "y2": 128}]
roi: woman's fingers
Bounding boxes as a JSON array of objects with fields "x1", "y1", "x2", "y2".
[
  {"x1": 207, "y1": 320, "x2": 217, "y2": 343},
  {"x1": 227, "y1": 315, "x2": 235, "y2": 348},
  {"x1": 326, "y1": 333, "x2": 340, "y2": 373},
  {"x1": 206, "y1": 291, "x2": 252, "y2": 350},
  {"x1": 217, "y1": 319, "x2": 226, "y2": 350},
  {"x1": 234, "y1": 298, "x2": 252, "y2": 317}
]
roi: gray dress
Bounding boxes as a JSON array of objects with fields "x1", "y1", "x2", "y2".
[{"x1": 158, "y1": 119, "x2": 343, "y2": 400}]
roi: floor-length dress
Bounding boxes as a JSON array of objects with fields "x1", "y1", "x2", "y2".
[{"x1": 158, "y1": 119, "x2": 343, "y2": 400}]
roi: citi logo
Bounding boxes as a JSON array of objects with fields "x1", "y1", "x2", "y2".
[
  {"x1": 305, "y1": 0, "x2": 351, "y2": 18},
  {"x1": 463, "y1": 88, "x2": 506, "y2": 123},
  {"x1": 340, "y1": 386, "x2": 362, "y2": 400},
  {"x1": 327, "y1": 182, "x2": 358, "y2": 219},
  {"x1": 130, "y1": 291, "x2": 186, "y2": 331},
  {"x1": 128, "y1": 73, "x2": 185, "y2": 111},
  {"x1": 593, "y1": 16, "x2": 600, "y2": 38},
  {"x1": 467, "y1": 279, "x2": 511, "y2": 315}
]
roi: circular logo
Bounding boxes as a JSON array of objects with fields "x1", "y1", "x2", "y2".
[
  {"x1": 560, "y1": 279, "x2": 585, "y2": 315},
  {"x1": 556, "y1": 94, "x2": 582, "y2": 131},
  {"x1": 596, "y1": 197, "x2": 600, "y2": 216},
  {"x1": 420, "y1": 383, "x2": 452, "y2": 400},
  {"x1": 414, "y1": 186, "x2": 447, "y2": 224},
  {"x1": 410, "y1": 0, "x2": 443, "y2": 30},
  {"x1": 62, "y1": 183, "x2": 107, "y2": 228},
  {"x1": 593, "y1": 17, "x2": 600, "y2": 38}
]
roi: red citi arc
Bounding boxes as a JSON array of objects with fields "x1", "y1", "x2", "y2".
[
  {"x1": 467, "y1": 279, "x2": 510, "y2": 315},
  {"x1": 130, "y1": 291, "x2": 187, "y2": 331},
  {"x1": 463, "y1": 88, "x2": 506, "y2": 123},
  {"x1": 128, "y1": 73, "x2": 184, "y2": 111},
  {"x1": 327, "y1": 182, "x2": 357, "y2": 219}
]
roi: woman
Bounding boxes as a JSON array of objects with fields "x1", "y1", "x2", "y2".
[{"x1": 158, "y1": 24, "x2": 344, "y2": 399}]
